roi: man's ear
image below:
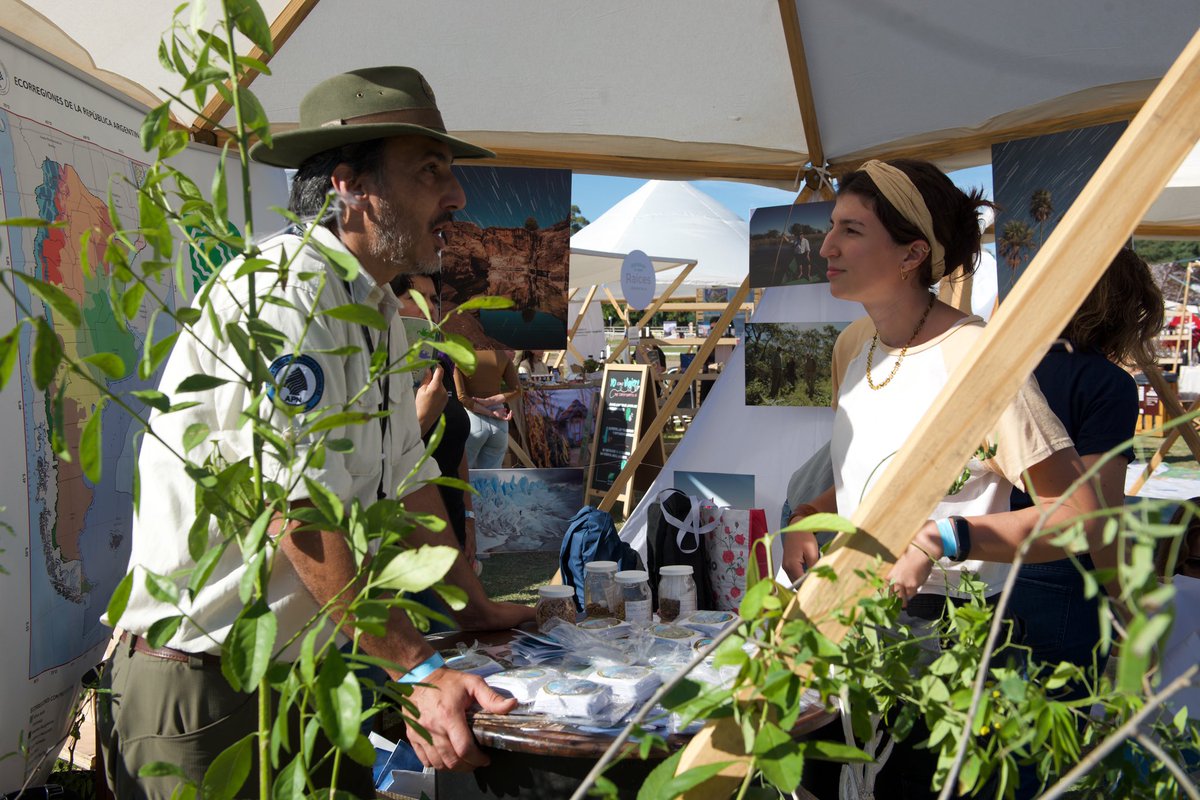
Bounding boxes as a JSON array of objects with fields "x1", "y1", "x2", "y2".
[{"x1": 330, "y1": 164, "x2": 369, "y2": 209}]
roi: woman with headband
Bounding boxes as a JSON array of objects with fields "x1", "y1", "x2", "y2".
[{"x1": 780, "y1": 161, "x2": 1104, "y2": 795}]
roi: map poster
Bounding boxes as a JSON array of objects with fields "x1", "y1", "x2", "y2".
[{"x1": 0, "y1": 36, "x2": 287, "y2": 791}]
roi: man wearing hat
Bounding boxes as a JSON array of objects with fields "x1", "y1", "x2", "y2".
[{"x1": 100, "y1": 67, "x2": 534, "y2": 798}]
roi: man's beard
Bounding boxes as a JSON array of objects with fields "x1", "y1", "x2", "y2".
[{"x1": 370, "y1": 195, "x2": 441, "y2": 275}]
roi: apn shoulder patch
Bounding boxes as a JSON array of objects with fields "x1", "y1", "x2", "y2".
[{"x1": 268, "y1": 354, "x2": 324, "y2": 411}]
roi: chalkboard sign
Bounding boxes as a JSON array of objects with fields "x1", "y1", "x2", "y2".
[{"x1": 585, "y1": 364, "x2": 663, "y2": 516}]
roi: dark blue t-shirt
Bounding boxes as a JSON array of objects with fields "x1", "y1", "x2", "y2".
[{"x1": 1010, "y1": 341, "x2": 1137, "y2": 511}]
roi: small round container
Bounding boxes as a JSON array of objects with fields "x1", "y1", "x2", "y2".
[
  {"x1": 584, "y1": 560, "x2": 618, "y2": 618},
  {"x1": 535, "y1": 584, "x2": 578, "y2": 631},
  {"x1": 614, "y1": 570, "x2": 652, "y2": 625},
  {"x1": 657, "y1": 565, "x2": 698, "y2": 622}
]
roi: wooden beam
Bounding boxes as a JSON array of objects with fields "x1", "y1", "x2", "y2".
[
  {"x1": 598, "y1": 277, "x2": 751, "y2": 512},
  {"x1": 1143, "y1": 364, "x2": 1200, "y2": 464},
  {"x1": 556, "y1": 284, "x2": 599, "y2": 371},
  {"x1": 831, "y1": 101, "x2": 1142, "y2": 174},
  {"x1": 483, "y1": 147, "x2": 806, "y2": 184},
  {"x1": 1129, "y1": 394, "x2": 1200, "y2": 495},
  {"x1": 602, "y1": 286, "x2": 629, "y2": 324},
  {"x1": 677, "y1": 28, "x2": 1200, "y2": 796},
  {"x1": 776, "y1": 0, "x2": 825, "y2": 169},
  {"x1": 607, "y1": 263, "x2": 699, "y2": 363},
  {"x1": 1134, "y1": 223, "x2": 1200, "y2": 239},
  {"x1": 193, "y1": 0, "x2": 322, "y2": 133}
]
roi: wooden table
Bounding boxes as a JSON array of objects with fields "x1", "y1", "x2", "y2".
[{"x1": 419, "y1": 627, "x2": 837, "y2": 799}]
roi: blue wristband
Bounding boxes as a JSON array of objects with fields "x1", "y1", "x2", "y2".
[
  {"x1": 398, "y1": 652, "x2": 445, "y2": 684},
  {"x1": 935, "y1": 518, "x2": 958, "y2": 560}
]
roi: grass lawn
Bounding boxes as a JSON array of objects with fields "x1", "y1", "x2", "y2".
[{"x1": 478, "y1": 550, "x2": 560, "y2": 605}]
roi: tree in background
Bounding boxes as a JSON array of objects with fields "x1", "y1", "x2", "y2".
[{"x1": 569, "y1": 204, "x2": 590, "y2": 234}]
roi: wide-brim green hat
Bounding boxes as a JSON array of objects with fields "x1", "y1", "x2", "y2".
[{"x1": 250, "y1": 66, "x2": 494, "y2": 168}]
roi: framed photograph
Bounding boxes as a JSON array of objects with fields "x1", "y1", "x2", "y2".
[
  {"x1": 748, "y1": 202, "x2": 834, "y2": 288},
  {"x1": 744, "y1": 322, "x2": 849, "y2": 406},
  {"x1": 470, "y1": 468, "x2": 585, "y2": 554}
]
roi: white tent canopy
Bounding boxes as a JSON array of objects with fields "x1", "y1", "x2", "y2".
[
  {"x1": 1143, "y1": 140, "x2": 1200, "y2": 238},
  {"x1": 6, "y1": 0, "x2": 1196, "y2": 188},
  {"x1": 569, "y1": 180, "x2": 749, "y2": 296}
]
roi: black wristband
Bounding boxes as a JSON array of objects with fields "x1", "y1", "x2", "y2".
[{"x1": 950, "y1": 516, "x2": 971, "y2": 562}]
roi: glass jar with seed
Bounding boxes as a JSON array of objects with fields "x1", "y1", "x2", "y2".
[
  {"x1": 534, "y1": 584, "x2": 578, "y2": 632},
  {"x1": 583, "y1": 560, "x2": 618, "y2": 618},
  {"x1": 657, "y1": 564, "x2": 698, "y2": 622},
  {"x1": 614, "y1": 570, "x2": 652, "y2": 626}
]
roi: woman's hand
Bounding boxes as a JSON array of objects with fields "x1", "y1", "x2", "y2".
[
  {"x1": 415, "y1": 366, "x2": 448, "y2": 435},
  {"x1": 889, "y1": 521, "x2": 943, "y2": 605}
]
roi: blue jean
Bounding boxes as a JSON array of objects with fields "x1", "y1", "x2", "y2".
[{"x1": 466, "y1": 409, "x2": 509, "y2": 469}]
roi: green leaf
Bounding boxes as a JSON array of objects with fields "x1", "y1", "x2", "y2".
[
  {"x1": 200, "y1": 734, "x2": 254, "y2": 800},
  {"x1": 14, "y1": 272, "x2": 82, "y2": 328},
  {"x1": 132, "y1": 389, "x2": 172, "y2": 414},
  {"x1": 176, "y1": 374, "x2": 230, "y2": 392},
  {"x1": 428, "y1": 336, "x2": 475, "y2": 371},
  {"x1": 141, "y1": 330, "x2": 180, "y2": 381},
  {"x1": 637, "y1": 749, "x2": 732, "y2": 800},
  {"x1": 144, "y1": 571, "x2": 180, "y2": 605},
  {"x1": 221, "y1": 600, "x2": 277, "y2": 692},
  {"x1": 374, "y1": 545, "x2": 459, "y2": 593},
  {"x1": 237, "y1": 86, "x2": 271, "y2": 142},
  {"x1": 0, "y1": 329, "x2": 19, "y2": 391},
  {"x1": 145, "y1": 615, "x2": 183, "y2": 648},
  {"x1": 80, "y1": 401, "x2": 105, "y2": 484},
  {"x1": 321, "y1": 303, "x2": 388, "y2": 330},
  {"x1": 303, "y1": 476, "x2": 345, "y2": 527},
  {"x1": 347, "y1": 733, "x2": 377, "y2": 766},
  {"x1": 228, "y1": 0, "x2": 274, "y2": 53},
  {"x1": 271, "y1": 755, "x2": 306, "y2": 800},
  {"x1": 311, "y1": 239, "x2": 359, "y2": 282},
  {"x1": 83, "y1": 352, "x2": 126, "y2": 379},
  {"x1": 242, "y1": 508, "x2": 274, "y2": 555},
  {"x1": 797, "y1": 739, "x2": 873, "y2": 762},
  {"x1": 315, "y1": 649, "x2": 362, "y2": 752},
  {"x1": 180, "y1": 65, "x2": 228, "y2": 92},
  {"x1": 211, "y1": 151, "x2": 228, "y2": 224},
  {"x1": 0, "y1": 216, "x2": 58, "y2": 227},
  {"x1": 739, "y1": 579, "x2": 776, "y2": 620},
  {"x1": 781, "y1": 511, "x2": 857, "y2": 535},
  {"x1": 32, "y1": 317, "x2": 63, "y2": 391},
  {"x1": 452, "y1": 295, "x2": 515, "y2": 312},
  {"x1": 140, "y1": 103, "x2": 171, "y2": 151},
  {"x1": 106, "y1": 572, "x2": 134, "y2": 626},
  {"x1": 182, "y1": 422, "x2": 211, "y2": 453},
  {"x1": 307, "y1": 411, "x2": 376, "y2": 434},
  {"x1": 138, "y1": 761, "x2": 187, "y2": 778},
  {"x1": 754, "y1": 721, "x2": 806, "y2": 792}
]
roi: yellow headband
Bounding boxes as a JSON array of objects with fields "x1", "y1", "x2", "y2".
[{"x1": 860, "y1": 160, "x2": 947, "y2": 281}]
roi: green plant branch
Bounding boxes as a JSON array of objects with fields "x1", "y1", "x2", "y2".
[
  {"x1": 1133, "y1": 730, "x2": 1200, "y2": 800},
  {"x1": 1039, "y1": 664, "x2": 1199, "y2": 800}
]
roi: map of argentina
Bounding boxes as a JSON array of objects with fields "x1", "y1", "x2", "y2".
[{"x1": 0, "y1": 107, "x2": 168, "y2": 676}]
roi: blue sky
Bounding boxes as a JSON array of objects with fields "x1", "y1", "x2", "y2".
[{"x1": 571, "y1": 165, "x2": 995, "y2": 225}]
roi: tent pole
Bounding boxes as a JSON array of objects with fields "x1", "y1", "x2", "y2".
[
  {"x1": 777, "y1": 0, "x2": 826, "y2": 171},
  {"x1": 607, "y1": 261, "x2": 699, "y2": 363},
  {"x1": 598, "y1": 276, "x2": 751, "y2": 513},
  {"x1": 556, "y1": 284, "x2": 599, "y2": 371},
  {"x1": 677, "y1": 27, "x2": 1200, "y2": 796}
]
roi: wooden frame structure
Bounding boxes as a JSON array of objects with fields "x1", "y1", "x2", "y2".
[{"x1": 676, "y1": 28, "x2": 1200, "y2": 795}]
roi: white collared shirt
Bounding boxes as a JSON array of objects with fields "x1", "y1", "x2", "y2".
[{"x1": 110, "y1": 224, "x2": 440, "y2": 657}]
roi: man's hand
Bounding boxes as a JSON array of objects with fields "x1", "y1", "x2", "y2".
[
  {"x1": 415, "y1": 365, "x2": 448, "y2": 435},
  {"x1": 889, "y1": 521, "x2": 942, "y2": 605},
  {"x1": 406, "y1": 668, "x2": 516, "y2": 771},
  {"x1": 782, "y1": 529, "x2": 820, "y2": 584}
]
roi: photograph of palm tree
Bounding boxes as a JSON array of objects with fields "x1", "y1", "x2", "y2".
[
  {"x1": 748, "y1": 202, "x2": 834, "y2": 288},
  {"x1": 744, "y1": 322, "x2": 847, "y2": 406},
  {"x1": 992, "y1": 122, "x2": 1127, "y2": 301}
]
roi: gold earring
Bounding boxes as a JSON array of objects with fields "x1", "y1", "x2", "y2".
[{"x1": 900, "y1": 266, "x2": 909, "y2": 282}]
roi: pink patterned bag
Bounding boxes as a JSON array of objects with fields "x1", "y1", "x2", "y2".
[{"x1": 699, "y1": 506, "x2": 770, "y2": 611}]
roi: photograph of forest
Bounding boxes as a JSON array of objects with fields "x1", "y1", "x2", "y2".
[{"x1": 744, "y1": 322, "x2": 847, "y2": 406}]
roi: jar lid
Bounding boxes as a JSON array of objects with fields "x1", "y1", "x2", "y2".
[
  {"x1": 660, "y1": 565, "x2": 694, "y2": 576},
  {"x1": 585, "y1": 560, "x2": 618, "y2": 574},
  {"x1": 614, "y1": 570, "x2": 649, "y2": 584},
  {"x1": 538, "y1": 585, "x2": 576, "y2": 599}
]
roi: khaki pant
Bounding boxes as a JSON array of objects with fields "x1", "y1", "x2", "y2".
[{"x1": 97, "y1": 639, "x2": 374, "y2": 799}]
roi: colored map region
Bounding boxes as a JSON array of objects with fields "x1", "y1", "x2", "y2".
[{"x1": 0, "y1": 109, "x2": 169, "y2": 676}]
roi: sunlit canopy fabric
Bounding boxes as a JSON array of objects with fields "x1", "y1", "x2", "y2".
[{"x1": 5, "y1": 0, "x2": 1196, "y2": 185}]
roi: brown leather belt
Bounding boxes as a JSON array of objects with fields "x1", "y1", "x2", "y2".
[{"x1": 120, "y1": 631, "x2": 221, "y2": 666}]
